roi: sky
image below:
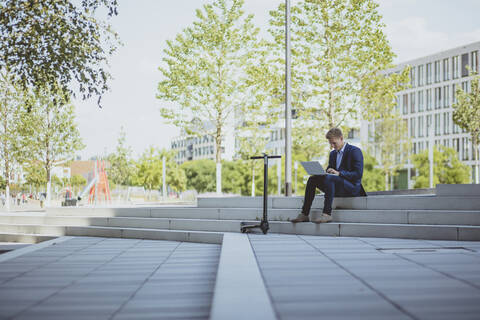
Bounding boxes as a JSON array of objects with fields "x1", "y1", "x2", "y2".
[{"x1": 74, "y1": 0, "x2": 480, "y2": 159}]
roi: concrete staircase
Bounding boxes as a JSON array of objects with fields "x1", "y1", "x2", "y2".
[{"x1": 0, "y1": 184, "x2": 479, "y2": 243}]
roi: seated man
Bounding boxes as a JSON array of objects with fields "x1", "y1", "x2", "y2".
[{"x1": 292, "y1": 128, "x2": 366, "y2": 224}]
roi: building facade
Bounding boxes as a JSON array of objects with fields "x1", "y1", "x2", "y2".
[{"x1": 361, "y1": 41, "x2": 480, "y2": 188}]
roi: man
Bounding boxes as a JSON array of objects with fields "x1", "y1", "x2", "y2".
[{"x1": 292, "y1": 128, "x2": 366, "y2": 224}]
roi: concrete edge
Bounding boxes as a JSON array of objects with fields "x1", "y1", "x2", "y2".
[
  {"x1": 0, "y1": 236, "x2": 73, "y2": 263},
  {"x1": 210, "y1": 233, "x2": 277, "y2": 320}
]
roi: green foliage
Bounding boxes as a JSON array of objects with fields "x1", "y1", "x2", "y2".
[
  {"x1": 0, "y1": 175, "x2": 5, "y2": 190},
  {"x1": 23, "y1": 161, "x2": 47, "y2": 189},
  {"x1": 412, "y1": 145, "x2": 471, "y2": 188},
  {"x1": 20, "y1": 84, "x2": 85, "y2": 184},
  {"x1": 107, "y1": 127, "x2": 135, "y2": 186},
  {"x1": 0, "y1": 0, "x2": 120, "y2": 103},
  {"x1": 453, "y1": 72, "x2": 480, "y2": 182},
  {"x1": 181, "y1": 160, "x2": 216, "y2": 193},
  {"x1": 131, "y1": 147, "x2": 186, "y2": 192},
  {"x1": 268, "y1": 0, "x2": 400, "y2": 157},
  {"x1": 0, "y1": 71, "x2": 30, "y2": 188},
  {"x1": 362, "y1": 153, "x2": 385, "y2": 192},
  {"x1": 70, "y1": 174, "x2": 87, "y2": 188}
]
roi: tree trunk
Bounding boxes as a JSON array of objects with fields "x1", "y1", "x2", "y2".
[
  {"x1": 251, "y1": 164, "x2": 255, "y2": 197},
  {"x1": 215, "y1": 126, "x2": 222, "y2": 195}
]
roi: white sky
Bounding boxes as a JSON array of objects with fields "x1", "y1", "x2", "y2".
[{"x1": 74, "y1": 0, "x2": 480, "y2": 159}]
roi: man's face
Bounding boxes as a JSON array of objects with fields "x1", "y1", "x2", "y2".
[{"x1": 328, "y1": 137, "x2": 344, "y2": 151}]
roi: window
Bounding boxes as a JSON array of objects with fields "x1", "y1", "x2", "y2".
[
  {"x1": 443, "y1": 58, "x2": 450, "y2": 81},
  {"x1": 412, "y1": 142, "x2": 417, "y2": 155},
  {"x1": 426, "y1": 63, "x2": 432, "y2": 84},
  {"x1": 426, "y1": 114, "x2": 431, "y2": 136},
  {"x1": 472, "y1": 51, "x2": 478, "y2": 73},
  {"x1": 443, "y1": 112, "x2": 450, "y2": 134},
  {"x1": 410, "y1": 92, "x2": 416, "y2": 113},
  {"x1": 410, "y1": 117, "x2": 416, "y2": 137},
  {"x1": 443, "y1": 85, "x2": 449, "y2": 108},
  {"x1": 453, "y1": 56, "x2": 459, "y2": 79},
  {"x1": 418, "y1": 141, "x2": 424, "y2": 152},
  {"x1": 462, "y1": 137, "x2": 469, "y2": 160},
  {"x1": 453, "y1": 121, "x2": 460, "y2": 134},
  {"x1": 417, "y1": 90, "x2": 424, "y2": 112},
  {"x1": 461, "y1": 53, "x2": 469, "y2": 77},
  {"x1": 410, "y1": 67, "x2": 416, "y2": 87},
  {"x1": 434, "y1": 60, "x2": 441, "y2": 82},
  {"x1": 434, "y1": 87, "x2": 442, "y2": 109},
  {"x1": 462, "y1": 81, "x2": 469, "y2": 93},
  {"x1": 426, "y1": 89, "x2": 432, "y2": 110},
  {"x1": 417, "y1": 65, "x2": 424, "y2": 86},
  {"x1": 443, "y1": 139, "x2": 450, "y2": 147},
  {"x1": 418, "y1": 115, "x2": 424, "y2": 137},
  {"x1": 434, "y1": 113, "x2": 441, "y2": 136},
  {"x1": 402, "y1": 94, "x2": 408, "y2": 114},
  {"x1": 452, "y1": 84, "x2": 457, "y2": 104},
  {"x1": 453, "y1": 138, "x2": 460, "y2": 154}
]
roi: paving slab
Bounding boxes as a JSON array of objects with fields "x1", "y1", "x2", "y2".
[
  {"x1": 248, "y1": 234, "x2": 480, "y2": 320},
  {"x1": 0, "y1": 236, "x2": 220, "y2": 320}
]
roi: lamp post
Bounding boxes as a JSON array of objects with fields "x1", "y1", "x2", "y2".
[{"x1": 284, "y1": 0, "x2": 292, "y2": 197}]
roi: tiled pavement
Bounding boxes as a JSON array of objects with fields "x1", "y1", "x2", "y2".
[
  {"x1": 249, "y1": 234, "x2": 480, "y2": 320},
  {"x1": 0, "y1": 237, "x2": 221, "y2": 320}
]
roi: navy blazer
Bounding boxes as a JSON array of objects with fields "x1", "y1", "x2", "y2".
[{"x1": 327, "y1": 143, "x2": 367, "y2": 196}]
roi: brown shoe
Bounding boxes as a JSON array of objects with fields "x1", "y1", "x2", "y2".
[
  {"x1": 313, "y1": 213, "x2": 333, "y2": 224},
  {"x1": 291, "y1": 213, "x2": 309, "y2": 223}
]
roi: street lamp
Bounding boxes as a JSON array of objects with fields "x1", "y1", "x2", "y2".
[{"x1": 284, "y1": 0, "x2": 292, "y2": 196}]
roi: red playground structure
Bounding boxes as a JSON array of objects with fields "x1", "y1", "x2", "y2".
[{"x1": 88, "y1": 159, "x2": 112, "y2": 204}]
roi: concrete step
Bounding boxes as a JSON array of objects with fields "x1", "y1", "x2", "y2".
[
  {"x1": 1, "y1": 218, "x2": 478, "y2": 241},
  {"x1": 0, "y1": 223, "x2": 223, "y2": 244},
  {"x1": 0, "y1": 233, "x2": 56, "y2": 244},
  {"x1": 36, "y1": 208, "x2": 480, "y2": 226},
  {"x1": 198, "y1": 195, "x2": 480, "y2": 210}
]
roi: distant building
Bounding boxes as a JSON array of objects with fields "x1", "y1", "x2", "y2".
[{"x1": 361, "y1": 41, "x2": 480, "y2": 189}]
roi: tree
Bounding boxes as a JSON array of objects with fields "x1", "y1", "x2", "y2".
[
  {"x1": 268, "y1": 0, "x2": 400, "y2": 156},
  {"x1": 21, "y1": 84, "x2": 85, "y2": 204},
  {"x1": 23, "y1": 161, "x2": 47, "y2": 192},
  {"x1": 0, "y1": 0, "x2": 120, "y2": 104},
  {"x1": 131, "y1": 147, "x2": 186, "y2": 194},
  {"x1": 361, "y1": 153, "x2": 384, "y2": 192},
  {"x1": 0, "y1": 71, "x2": 29, "y2": 209},
  {"x1": 453, "y1": 72, "x2": 480, "y2": 183},
  {"x1": 107, "y1": 127, "x2": 134, "y2": 186},
  {"x1": 412, "y1": 145, "x2": 471, "y2": 188},
  {"x1": 157, "y1": 0, "x2": 264, "y2": 194},
  {"x1": 181, "y1": 160, "x2": 216, "y2": 194},
  {"x1": 70, "y1": 174, "x2": 87, "y2": 195}
]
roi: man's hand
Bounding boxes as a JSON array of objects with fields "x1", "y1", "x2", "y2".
[{"x1": 326, "y1": 168, "x2": 340, "y2": 176}]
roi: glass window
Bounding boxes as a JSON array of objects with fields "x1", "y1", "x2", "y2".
[
  {"x1": 410, "y1": 92, "x2": 416, "y2": 113},
  {"x1": 426, "y1": 63, "x2": 432, "y2": 84},
  {"x1": 471, "y1": 51, "x2": 478, "y2": 74},
  {"x1": 426, "y1": 115, "x2": 432, "y2": 137},
  {"x1": 410, "y1": 117, "x2": 416, "y2": 137},
  {"x1": 452, "y1": 84, "x2": 457, "y2": 104},
  {"x1": 417, "y1": 90, "x2": 424, "y2": 112},
  {"x1": 418, "y1": 115, "x2": 424, "y2": 137},
  {"x1": 443, "y1": 112, "x2": 450, "y2": 134},
  {"x1": 434, "y1": 60, "x2": 441, "y2": 82},
  {"x1": 443, "y1": 58, "x2": 450, "y2": 81},
  {"x1": 434, "y1": 87, "x2": 442, "y2": 109},
  {"x1": 462, "y1": 137, "x2": 469, "y2": 160},
  {"x1": 443, "y1": 85, "x2": 449, "y2": 108},
  {"x1": 410, "y1": 67, "x2": 416, "y2": 87},
  {"x1": 435, "y1": 113, "x2": 441, "y2": 136},
  {"x1": 453, "y1": 56, "x2": 459, "y2": 79},
  {"x1": 417, "y1": 65, "x2": 424, "y2": 86},
  {"x1": 462, "y1": 81, "x2": 469, "y2": 93},
  {"x1": 453, "y1": 121, "x2": 460, "y2": 134},
  {"x1": 403, "y1": 94, "x2": 408, "y2": 115},
  {"x1": 461, "y1": 53, "x2": 469, "y2": 77},
  {"x1": 426, "y1": 89, "x2": 432, "y2": 110}
]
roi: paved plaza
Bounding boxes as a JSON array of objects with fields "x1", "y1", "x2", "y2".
[
  {"x1": 0, "y1": 234, "x2": 479, "y2": 320},
  {"x1": 0, "y1": 237, "x2": 220, "y2": 320},
  {"x1": 250, "y1": 234, "x2": 480, "y2": 320}
]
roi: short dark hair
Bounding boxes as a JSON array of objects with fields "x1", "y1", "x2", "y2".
[{"x1": 325, "y1": 128, "x2": 343, "y2": 139}]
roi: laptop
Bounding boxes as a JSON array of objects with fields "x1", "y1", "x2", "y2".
[{"x1": 300, "y1": 161, "x2": 334, "y2": 175}]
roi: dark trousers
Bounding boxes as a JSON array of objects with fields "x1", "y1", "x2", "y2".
[{"x1": 301, "y1": 175, "x2": 359, "y2": 215}]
